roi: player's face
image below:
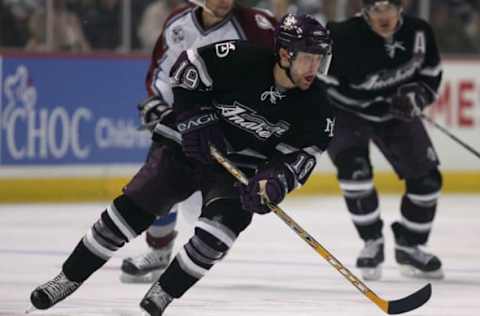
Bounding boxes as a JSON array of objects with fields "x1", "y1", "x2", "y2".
[
  {"x1": 290, "y1": 52, "x2": 323, "y2": 90},
  {"x1": 205, "y1": 0, "x2": 235, "y2": 18},
  {"x1": 366, "y1": 3, "x2": 401, "y2": 38}
]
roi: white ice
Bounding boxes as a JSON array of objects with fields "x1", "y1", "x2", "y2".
[{"x1": 1, "y1": 195, "x2": 479, "y2": 316}]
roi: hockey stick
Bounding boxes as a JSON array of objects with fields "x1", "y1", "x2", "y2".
[
  {"x1": 137, "y1": 119, "x2": 161, "y2": 131},
  {"x1": 209, "y1": 145, "x2": 432, "y2": 314},
  {"x1": 420, "y1": 113, "x2": 480, "y2": 159}
]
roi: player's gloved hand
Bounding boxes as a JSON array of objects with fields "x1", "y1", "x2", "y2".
[
  {"x1": 176, "y1": 109, "x2": 226, "y2": 164},
  {"x1": 390, "y1": 82, "x2": 431, "y2": 122},
  {"x1": 137, "y1": 95, "x2": 172, "y2": 131},
  {"x1": 239, "y1": 167, "x2": 288, "y2": 214}
]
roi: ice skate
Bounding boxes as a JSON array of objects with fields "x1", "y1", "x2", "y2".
[
  {"x1": 356, "y1": 237, "x2": 384, "y2": 280},
  {"x1": 140, "y1": 282, "x2": 173, "y2": 316},
  {"x1": 120, "y1": 245, "x2": 173, "y2": 283},
  {"x1": 392, "y1": 222, "x2": 444, "y2": 279},
  {"x1": 395, "y1": 244, "x2": 444, "y2": 279},
  {"x1": 30, "y1": 272, "x2": 82, "y2": 310}
]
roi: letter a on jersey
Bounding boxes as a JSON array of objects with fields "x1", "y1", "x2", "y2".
[{"x1": 414, "y1": 31, "x2": 426, "y2": 54}]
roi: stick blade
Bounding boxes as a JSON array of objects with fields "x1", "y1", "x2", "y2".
[{"x1": 387, "y1": 283, "x2": 431, "y2": 314}]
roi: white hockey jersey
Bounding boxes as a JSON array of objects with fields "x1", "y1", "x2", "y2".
[{"x1": 145, "y1": 5, "x2": 276, "y2": 105}]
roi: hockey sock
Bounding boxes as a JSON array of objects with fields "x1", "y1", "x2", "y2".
[
  {"x1": 63, "y1": 195, "x2": 155, "y2": 282},
  {"x1": 399, "y1": 170, "x2": 442, "y2": 245},
  {"x1": 146, "y1": 210, "x2": 178, "y2": 249},
  {"x1": 159, "y1": 199, "x2": 251, "y2": 298},
  {"x1": 340, "y1": 181, "x2": 383, "y2": 240},
  {"x1": 398, "y1": 193, "x2": 438, "y2": 245}
]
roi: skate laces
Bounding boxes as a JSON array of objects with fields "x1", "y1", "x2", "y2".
[
  {"x1": 360, "y1": 238, "x2": 383, "y2": 258},
  {"x1": 147, "y1": 283, "x2": 173, "y2": 309},
  {"x1": 41, "y1": 273, "x2": 80, "y2": 304}
]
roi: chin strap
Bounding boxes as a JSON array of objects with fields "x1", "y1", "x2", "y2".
[{"x1": 278, "y1": 53, "x2": 296, "y2": 86}]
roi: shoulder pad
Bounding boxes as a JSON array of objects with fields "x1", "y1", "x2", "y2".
[{"x1": 163, "y1": 5, "x2": 194, "y2": 33}]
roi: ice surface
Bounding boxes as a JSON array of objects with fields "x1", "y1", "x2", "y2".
[{"x1": 1, "y1": 195, "x2": 479, "y2": 316}]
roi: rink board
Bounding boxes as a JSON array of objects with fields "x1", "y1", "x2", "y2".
[
  {"x1": 0, "y1": 171, "x2": 478, "y2": 203},
  {"x1": 0, "y1": 54, "x2": 479, "y2": 202}
]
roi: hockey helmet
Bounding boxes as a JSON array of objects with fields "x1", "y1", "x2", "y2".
[
  {"x1": 275, "y1": 14, "x2": 332, "y2": 74},
  {"x1": 362, "y1": 0, "x2": 401, "y2": 7}
]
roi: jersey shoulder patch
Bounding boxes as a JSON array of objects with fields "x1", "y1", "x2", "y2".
[
  {"x1": 236, "y1": 6, "x2": 276, "y2": 30},
  {"x1": 198, "y1": 40, "x2": 267, "y2": 63},
  {"x1": 170, "y1": 50, "x2": 212, "y2": 91}
]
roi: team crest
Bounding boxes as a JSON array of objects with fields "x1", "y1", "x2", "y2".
[
  {"x1": 172, "y1": 26, "x2": 185, "y2": 43},
  {"x1": 283, "y1": 15, "x2": 298, "y2": 30},
  {"x1": 255, "y1": 14, "x2": 274, "y2": 30},
  {"x1": 385, "y1": 41, "x2": 405, "y2": 58},
  {"x1": 215, "y1": 101, "x2": 290, "y2": 140},
  {"x1": 260, "y1": 86, "x2": 285, "y2": 104},
  {"x1": 324, "y1": 117, "x2": 335, "y2": 137}
]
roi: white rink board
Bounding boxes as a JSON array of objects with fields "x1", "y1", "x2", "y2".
[{"x1": 1, "y1": 195, "x2": 479, "y2": 316}]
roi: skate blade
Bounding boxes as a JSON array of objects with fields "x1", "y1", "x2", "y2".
[
  {"x1": 398, "y1": 264, "x2": 445, "y2": 279},
  {"x1": 25, "y1": 305, "x2": 36, "y2": 314},
  {"x1": 120, "y1": 270, "x2": 162, "y2": 284},
  {"x1": 359, "y1": 265, "x2": 382, "y2": 281}
]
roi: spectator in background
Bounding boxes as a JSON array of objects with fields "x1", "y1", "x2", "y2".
[
  {"x1": 130, "y1": 0, "x2": 154, "y2": 50},
  {"x1": 0, "y1": 0, "x2": 37, "y2": 48},
  {"x1": 347, "y1": 0, "x2": 363, "y2": 17},
  {"x1": 450, "y1": 0, "x2": 477, "y2": 23},
  {"x1": 402, "y1": 0, "x2": 418, "y2": 16},
  {"x1": 430, "y1": 1, "x2": 477, "y2": 54},
  {"x1": 297, "y1": 0, "x2": 326, "y2": 24},
  {"x1": 0, "y1": 1, "x2": 21, "y2": 47},
  {"x1": 82, "y1": 0, "x2": 121, "y2": 50},
  {"x1": 256, "y1": 0, "x2": 294, "y2": 21},
  {"x1": 26, "y1": 0, "x2": 90, "y2": 52},
  {"x1": 466, "y1": 10, "x2": 480, "y2": 52},
  {"x1": 138, "y1": 0, "x2": 184, "y2": 51}
]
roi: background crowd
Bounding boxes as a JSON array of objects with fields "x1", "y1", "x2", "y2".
[{"x1": 1, "y1": 0, "x2": 479, "y2": 54}]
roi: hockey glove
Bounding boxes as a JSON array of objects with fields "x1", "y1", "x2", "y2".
[
  {"x1": 176, "y1": 110, "x2": 226, "y2": 164},
  {"x1": 138, "y1": 95, "x2": 172, "y2": 131},
  {"x1": 390, "y1": 82, "x2": 432, "y2": 122},
  {"x1": 239, "y1": 166, "x2": 289, "y2": 214}
]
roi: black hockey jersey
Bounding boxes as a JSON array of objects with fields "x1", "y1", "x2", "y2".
[
  {"x1": 169, "y1": 40, "x2": 336, "y2": 188},
  {"x1": 325, "y1": 15, "x2": 442, "y2": 122}
]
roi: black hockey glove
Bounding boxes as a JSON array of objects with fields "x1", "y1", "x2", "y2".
[
  {"x1": 138, "y1": 95, "x2": 172, "y2": 131},
  {"x1": 390, "y1": 82, "x2": 432, "y2": 122},
  {"x1": 239, "y1": 166, "x2": 289, "y2": 215},
  {"x1": 176, "y1": 110, "x2": 226, "y2": 164}
]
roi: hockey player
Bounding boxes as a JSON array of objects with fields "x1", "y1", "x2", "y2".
[
  {"x1": 29, "y1": 14, "x2": 336, "y2": 315},
  {"x1": 326, "y1": 0, "x2": 444, "y2": 280},
  {"x1": 123, "y1": 0, "x2": 277, "y2": 283}
]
